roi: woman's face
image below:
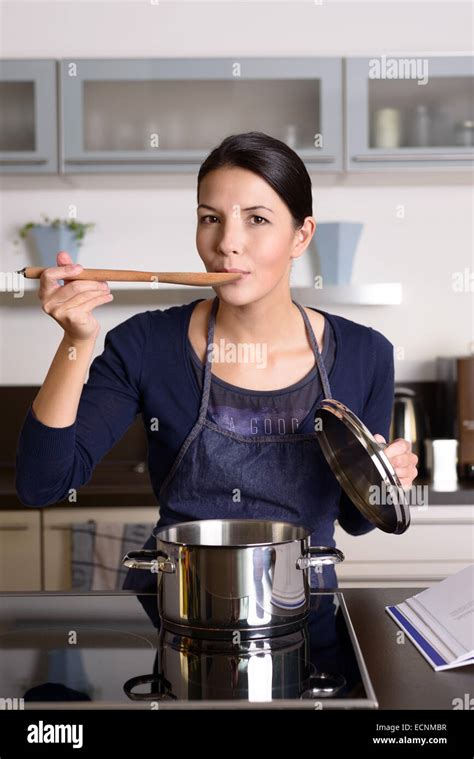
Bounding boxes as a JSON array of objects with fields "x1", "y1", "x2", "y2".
[{"x1": 196, "y1": 166, "x2": 315, "y2": 305}]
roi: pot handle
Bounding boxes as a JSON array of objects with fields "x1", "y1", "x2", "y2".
[
  {"x1": 296, "y1": 546, "x2": 344, "y2": 570},
  {"x1": 122, "y1": 549, "x2": 176, "y2": 574},
  {"x1": 123, "y1": 673, "x2": 177, "y2": 701}
]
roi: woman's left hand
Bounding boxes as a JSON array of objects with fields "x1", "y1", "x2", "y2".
[{"x1": 373, "y1": 434, "x2": 418, "y2": 490}]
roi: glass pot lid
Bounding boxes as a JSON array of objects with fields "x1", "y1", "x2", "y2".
[{"x1": 314, "y1": 399, "x2": 410, "y2": 534}]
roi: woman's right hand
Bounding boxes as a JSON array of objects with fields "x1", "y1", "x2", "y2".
[{"x1": 39, "y1": 251, "x2": 114, "y2": 342}]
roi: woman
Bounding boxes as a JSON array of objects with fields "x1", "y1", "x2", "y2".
[{"x1": 15, "y1": 131, "x2": 418, "y2": 592}]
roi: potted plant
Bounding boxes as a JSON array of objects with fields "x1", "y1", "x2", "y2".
[{"x1": 15, "y1": 213, "x2": 95, "y2": 269}]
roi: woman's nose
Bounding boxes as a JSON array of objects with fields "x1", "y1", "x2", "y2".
[{"x1": 216, "y1": 219, "x2": 245, "y2": 256}]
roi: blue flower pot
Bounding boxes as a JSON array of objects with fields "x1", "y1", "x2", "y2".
[
  {"x1": 28, "y1": 224, "x2": 81, "y2": 269},
  {"x1": 313, "y1": 222, "x2": 363, "y2": 285}
]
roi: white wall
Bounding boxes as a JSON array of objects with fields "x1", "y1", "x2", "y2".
[{"x1": 0, "y1": 1, "x2": 472, "y2": 384}]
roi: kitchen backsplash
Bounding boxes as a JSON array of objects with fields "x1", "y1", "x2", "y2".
[{"x1": 0, "y1": 386, "x2": 147, "y2": 466}]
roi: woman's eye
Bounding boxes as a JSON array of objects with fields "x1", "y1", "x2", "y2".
[
  {"x1": 199, "y1": 214, "x2": 268, "y2": 225},
  {"x1": 200, "y1": 215, "x2": 219, "y2": 224}
]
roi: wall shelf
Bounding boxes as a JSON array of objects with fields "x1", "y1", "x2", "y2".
[{"x1": 291, "y1": 283, "x2": 402, "y2": 305}]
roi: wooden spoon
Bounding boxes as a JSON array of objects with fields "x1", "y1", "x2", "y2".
[{"x1": 16, "y1": 267, "x2": 242, "y2": 287}]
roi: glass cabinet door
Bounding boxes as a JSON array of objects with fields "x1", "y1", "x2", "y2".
[
  {"x1": 0, "y1": 60, "x2": 58, "y2": 174},
  {"x1": 346, "y1": 56, "x2": 474, "y2": 170},
  {"x1": 60, "y1": 58, "x2": 342, "y2": 173}
]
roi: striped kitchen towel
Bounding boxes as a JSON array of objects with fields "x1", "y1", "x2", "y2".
[{"x1": 71, "y1": 521, "x2": 155, "y2": 591}]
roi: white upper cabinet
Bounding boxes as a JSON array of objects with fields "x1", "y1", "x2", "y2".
[
  {"x1": 59, "y1": 58, "x2": 343, "y2": 173},
  {"x1": 345, "y1": 56, "x2": 474, "y2": 170},
  {"x1": 0, "y1": 59, "x2": 58, "y2": 174}
]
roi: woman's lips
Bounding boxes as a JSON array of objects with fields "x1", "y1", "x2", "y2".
[
  {"x1": 218, "y1": 268, "x2": 250, "y2": 274},
  {"x1": 215, "y1": 268, "x2": 251, "y2": 282}
]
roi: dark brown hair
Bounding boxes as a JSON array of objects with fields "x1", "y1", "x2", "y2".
[{"x1": 197, "y1": 131, "x2": 313, "y2": 229}]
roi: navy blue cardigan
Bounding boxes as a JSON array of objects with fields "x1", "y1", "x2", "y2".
[{"x1": 15, "y1": 299, "x2": 395, "y2": 537}]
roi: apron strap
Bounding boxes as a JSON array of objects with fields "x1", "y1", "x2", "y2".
[
  {"x1": 198, "y1": 296, "x2": 219, "y2": 419},
  {"x1": 293, "y1": 301, "x2": 333, "y2": 400}
]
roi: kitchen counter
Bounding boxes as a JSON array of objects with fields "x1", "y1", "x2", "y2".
[
  {"x1": 1, "y1": 464, "x2": 473, "y2": 510},
  {"x1": 0, "y1": 462, "x2": 157, "y2": 509},
  {"x1": 413, "y1": 476, "x2": 474, "y2": 506},
  {"x1": 344, "y1": 587, "x2": 473, "y2": 709},
  {"x1": 0, "y1": 586, "x2": 471, "y2": 709}
]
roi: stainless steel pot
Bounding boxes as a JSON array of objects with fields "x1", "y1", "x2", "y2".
[{"x1": 122, "y1": 519, "x2": 344, "y2": 639}]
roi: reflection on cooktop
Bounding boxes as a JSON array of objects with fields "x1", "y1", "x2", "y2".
[{"x1": 0, "y1": 592, "x2": 377, "y2": 709}]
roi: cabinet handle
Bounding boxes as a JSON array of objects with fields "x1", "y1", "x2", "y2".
[
  {"x1": 0, "y1": 159, "x2": 48, "y2": 165},
  {"x1": 299, "y1": 155, "x2": 336, "y2": 163},
  {"x1": 0, "y1": 524, "x2": 29, "y2": 531},
  {"x1": 352, "y1": 153, "x2": 473, "y2": 162},
  {"x1": 48, "y1": 525, "x2": 73, "y2": 531},
  {"x1": 48, "y1": 524, "x2": 99, "y2": 531}
]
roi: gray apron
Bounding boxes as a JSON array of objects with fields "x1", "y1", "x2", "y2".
[{"x1": 123, "y1": 295, "x2": 342, "y2": 592}]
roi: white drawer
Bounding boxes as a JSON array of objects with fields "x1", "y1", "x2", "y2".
[
  {"x1": 0, "y1": 511, "x2": 41, "y2": 591},
  {"x1": 334, "y1": 505, "x2": 474, "y2": 587}
]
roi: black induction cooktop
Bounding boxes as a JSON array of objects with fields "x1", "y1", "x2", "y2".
[{"x1": 0, "y1": 591, "x2": 378, "y2": 710}]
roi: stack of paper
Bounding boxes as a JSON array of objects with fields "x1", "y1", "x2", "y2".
[{"x1": 385, "y1": 564, "x2": 474, "y2": 671}]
